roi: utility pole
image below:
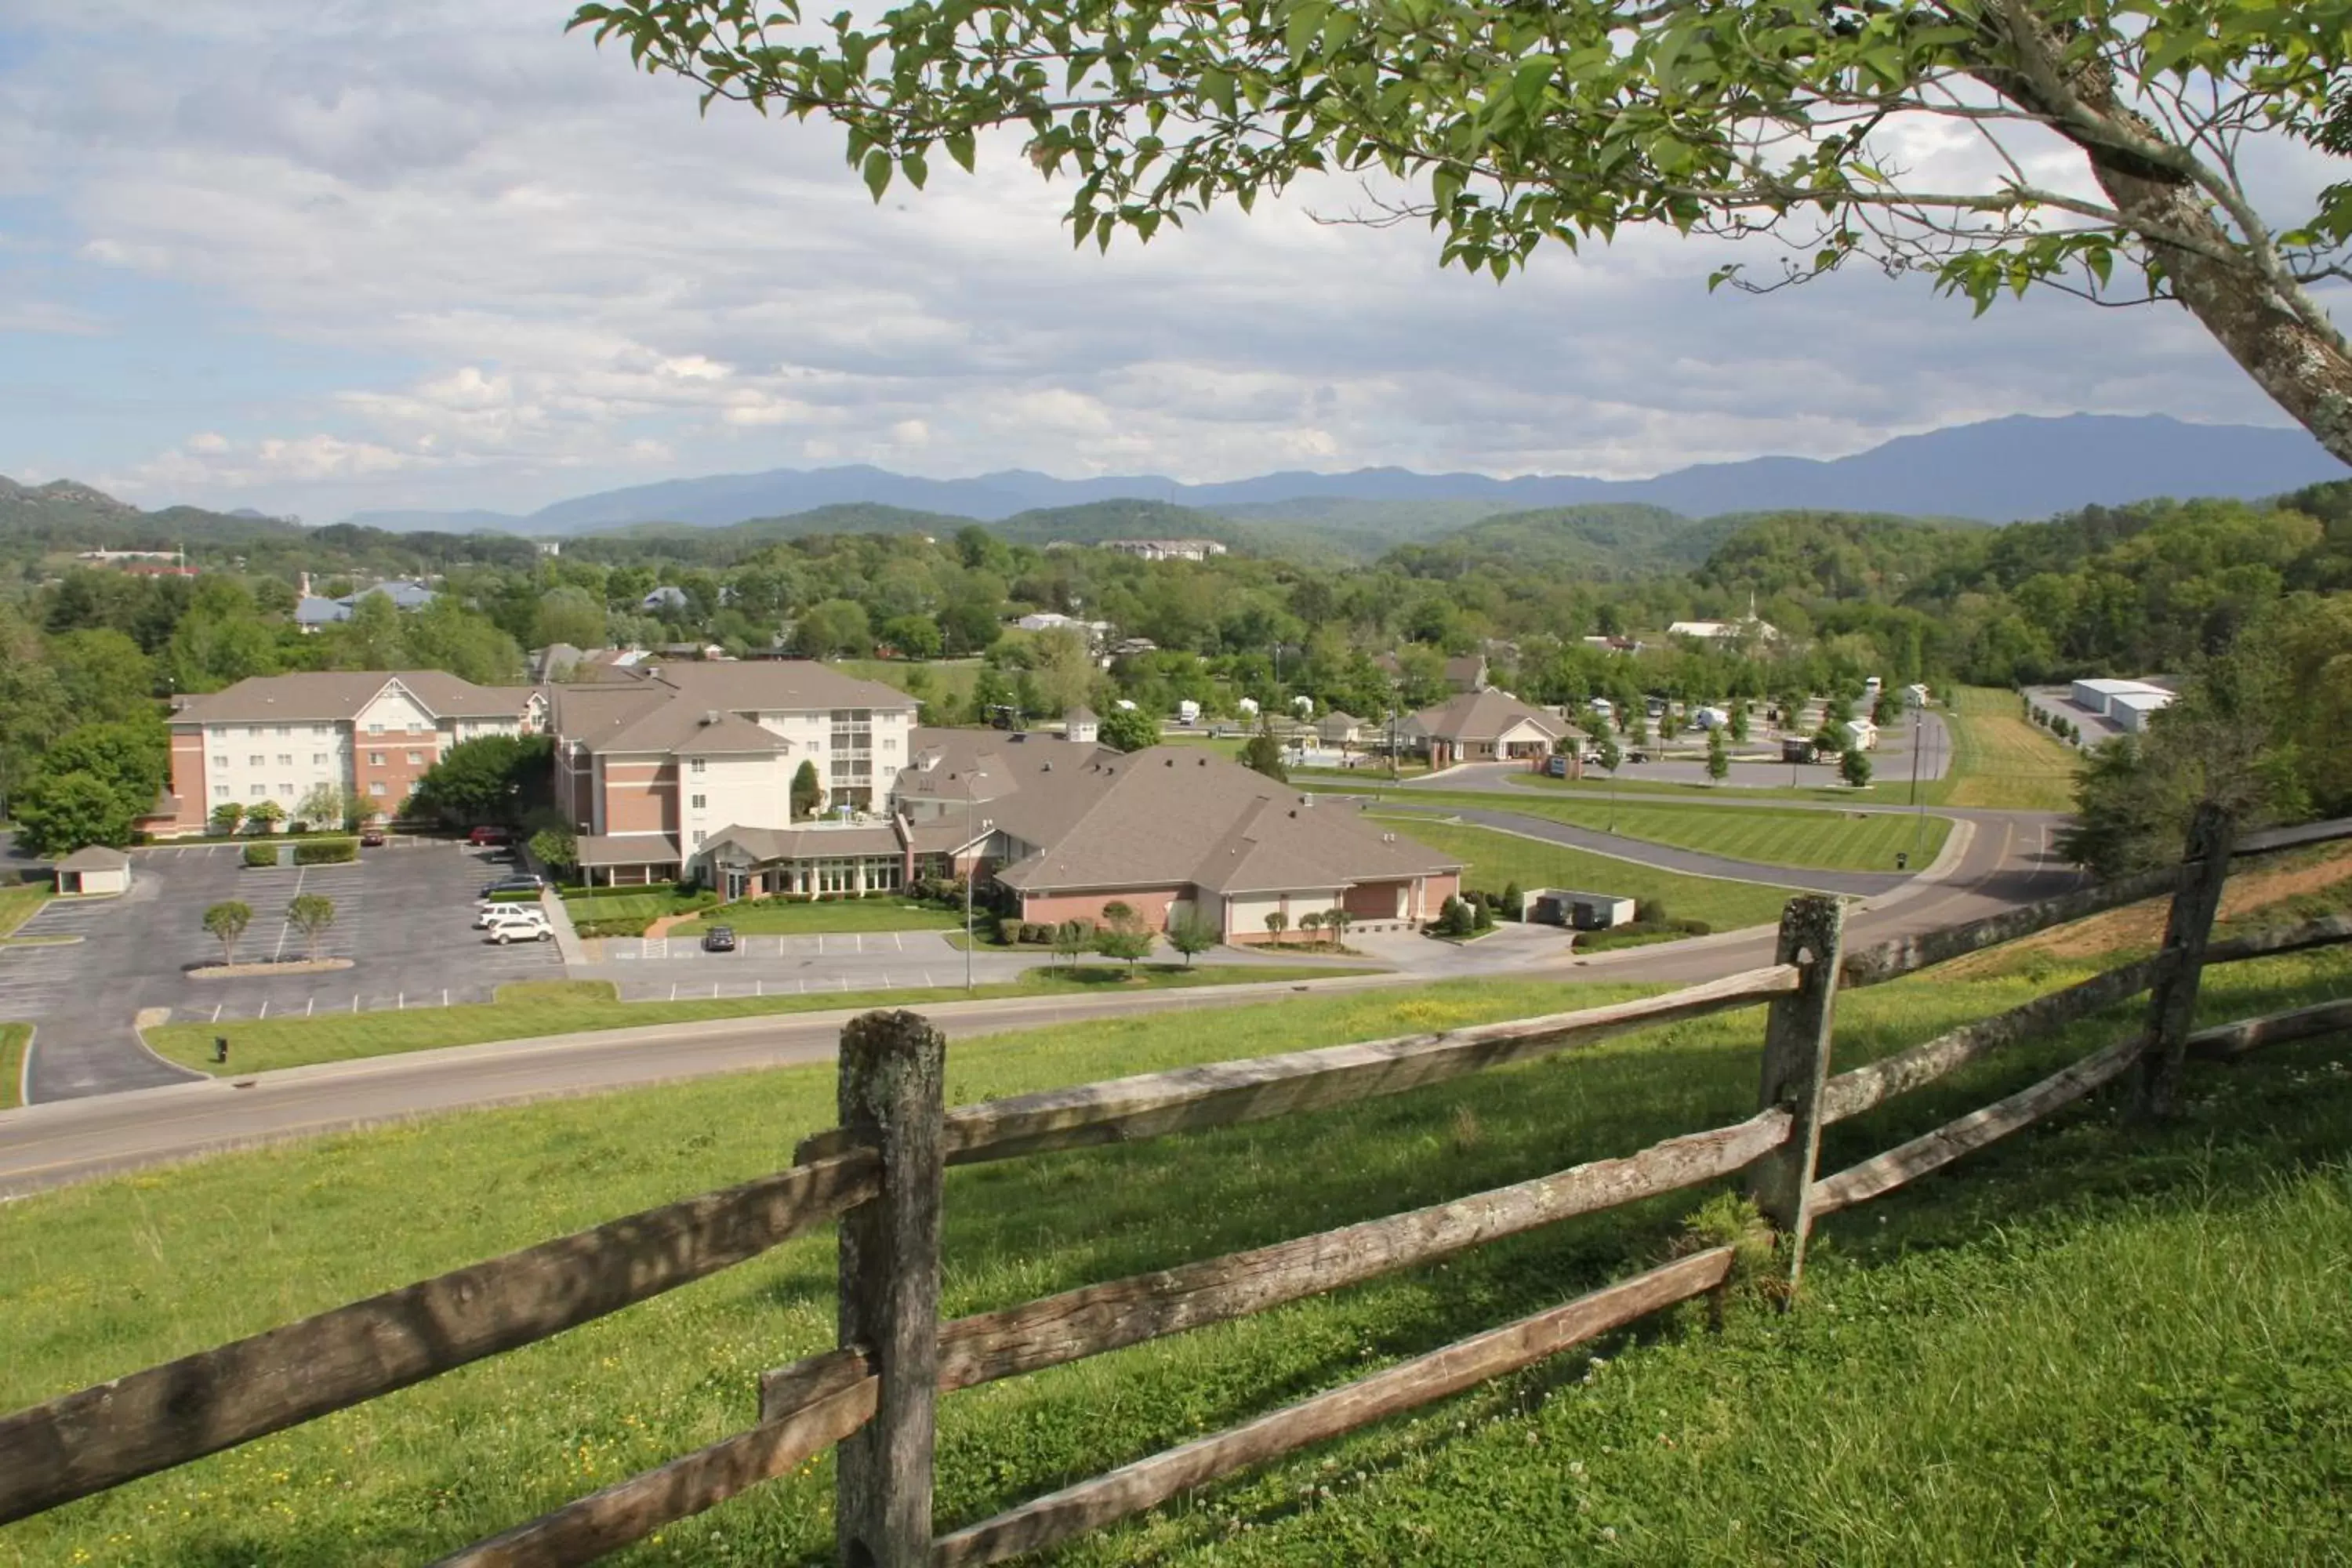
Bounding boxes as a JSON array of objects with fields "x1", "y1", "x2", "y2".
[
  {"x1": 1909, "y1": 710, "x2": 1933, "y2": 866},
  {"x1": 962, "y1": 770, "x2": 988, "y2": 992}
]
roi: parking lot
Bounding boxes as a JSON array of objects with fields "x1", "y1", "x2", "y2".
[
  {"x1": 579, "y1": 927, "x2": 1037, "y2": 1001},
  {"x1": 10, "y1": 837, "x2": 564, "y2": 1101}
]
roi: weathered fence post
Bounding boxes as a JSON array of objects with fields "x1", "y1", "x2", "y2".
[
  {"x1": 834, "y1": 1010, "x2": 947, "y2": 1568},
  {"x1": 2134, "y1": 802, "x2": 2234, "y2": 1120},
  {"x1": 1746, "y1": 894, "x2": 1846, "y2": 1296}
]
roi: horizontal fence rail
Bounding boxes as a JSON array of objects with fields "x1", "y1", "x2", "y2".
[
  {"x1": 797, "y1": 966, "x2": 1799, "y2": 1169},
  {"x1": 761, "y1": 1108, "x2": 1792, "y2": 1417},
  {"x1": 2188, "y1": 996, "x2": 2352, "y2": 1062},
  {"x1": 0, "y1": 1149, "x2": 879, "y2": 1526},
  {"x1": 1839, "y1": 866, "x2": 2180, "y2": 988},
  {"x1": 931, "y1": 1247, "x2": 1738, "y2": 1568}
]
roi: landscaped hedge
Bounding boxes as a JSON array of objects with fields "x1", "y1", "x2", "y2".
[
  {"x1": 294, "y1": 839, "x2": 358, "y2": 865},
  {"x1": 241, "y1": 844, "x2": 279, "y2": 868},
  {"x1": 574, "y1": 917, "x2": 652, "y2": 939},
  {"x1": 1576, "y1": 917, "x2": 1713, "y2": 953},
  {"x1": 993, "y1": 915, "x2": 1098, "y2": 947}
]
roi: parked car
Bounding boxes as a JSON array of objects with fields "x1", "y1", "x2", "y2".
[
  {"x1": 468, "y1": 825, "x2": 513, "y2": 846},
  {"x1": 702, "y1": 925, "x2": 738, "y2": 953},
  {"x1": 359, "y1": 828, "x2": 387, "y2": 848},
  {"x1": 478, "y1": 874, "x2": 545, "y2": 899},
  {"x1": 487, "y1": 916, "x2": 554, "y2": 945},
  {"x1": 475, "y1": 903, "x2": 547, "y2": 930}
]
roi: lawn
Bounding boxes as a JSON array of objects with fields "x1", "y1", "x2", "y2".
[
  {"x1": 0, "y1": 884, "x2": 49, "y2": 940},
  {"x1": 4, "y1": 917, "x2": 2347, "y2": 1564},
  {"x1": 0, "y1": 1022, "x2": 27, "y2": 1112},
  {"x1": 146, "y1": 966, "x2": 1378, "y2": 1076},
  {"x1": 1400, "y1": 792, "x2": 1951, "y2": 873},
  {"x1": 837, "y1": 658, "x2": 984, "y2": 710},
  {"x1": 1940, "y1": 683, "x2": 2083, "y2": 811},
  {"x1": 1374, "y1": 815, "x2": 1797, "y2": 931},
  {"x1": 669, "y1": 900, "x2": 967, "y2": 937}
]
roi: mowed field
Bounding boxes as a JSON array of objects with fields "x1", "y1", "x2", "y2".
[
  {"x1": 1409, "y1": 792, "x2": 1951, "y2": 873},
  {"x1": 1939, "y1": 685, "x2": 2083, "y2": 811},
  {"x1": 4, "y1": 920, "x2": 2348, "y2": 1565},
  {"x1": 0, "y1": 1022, "x2": 27, "y2": 1112},
  {"x1": 1375, "y1": 816, "x2": 1797, "y2": 930},
  {"x1": 0, "y1": 884, "x2": 49, "y2": 939}
]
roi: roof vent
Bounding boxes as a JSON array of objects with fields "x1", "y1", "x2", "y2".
[
  {"x1": 702, "y1": 710, "x2": 721, "y2": 726},
  {"x1": 1041, "y1": 761, "x2": 1051, "y2": 771}
]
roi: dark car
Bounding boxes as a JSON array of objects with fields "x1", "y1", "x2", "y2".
[
  {"x1": 478, "y1": 874, "x2": 544, "y2": 899},
  {"x1": 359, "y1": 828, "x2": 387, "y2": 848},
  {"x1": 702, "y1": 925, "x2": 738, "y2": 953}
]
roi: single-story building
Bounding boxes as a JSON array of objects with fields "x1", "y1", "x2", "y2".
[
  {"x1": 1528, "y1": 888, "x2": 1638, "y2": 930},
  {"x1": 887, "y1": 731, "x2": 1463, "y2": 942},
  {"x1": 1841, "y1": 718, "x2": 1879, "y2": 752},
  {"x1": 1400, "y1": 689, "x2": 1566, "y2": 768},
  {"x1": 53, "y1": 845, "x2": 132, "y2": 896},
  {"x1": 1780, "y1": 737, "x2": 1820, "y2": 764},
  {"x1": 1316, "y1": 711, "x2": 1367, "y2": 749}
]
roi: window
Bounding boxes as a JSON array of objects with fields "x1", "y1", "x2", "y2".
[
  {"x1": 249, "y1": 785, "x2": 267, "y2": 798},
  {"x1": 368, "y1": 781, "x2": 387, "y2": 797},
  {"x1": 249, "y1": 754, "x2": 265, "y2": 767},
  {"x1": 406, "y1": 751, "x2": 422, "y2": 765},
  {"x1": 369, "y1": 752, "x2": 385, "y2": 767},
  {"x1": 689, "y1": 758, "x2": 706, "y2": 775},
  {"x1": 279, "y1": 782, "x2": 295, "y2": 797},
  {"x1": 691, "y1": 829, "x2": 706, "y2": 846},
  {"x1": 277, "y1": 726, "x2": 292, "y2": 737},
  {"x1": 690, "y1": 793, "x2": 706, "y2": 810},
  {"x1": 212, "y1": 754, "x2": 228, "y2": 769},
  {"x1": 278, "y1": 754, "x2": 292, "y2": 767},
  {"x1": 212, "y1": 784, "x2": 229, "y2": 799},
  {"x1": 312, "y1": 725, "x2": 330, "y2": 737},
  {"x1": 368, "y1": 722, "x2": 383, "y2": 735},
  {"x1": 313, "y1": 753, "x2": 328, "y2": 765}
]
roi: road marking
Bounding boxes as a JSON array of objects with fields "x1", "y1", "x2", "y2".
[{"x1": 892, "y1": 931, "x2": 904, "y2": 952}]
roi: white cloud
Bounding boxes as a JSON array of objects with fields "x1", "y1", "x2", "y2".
[{"x1": 6, "y1": 1, "x2": 2339, "y2": 517}]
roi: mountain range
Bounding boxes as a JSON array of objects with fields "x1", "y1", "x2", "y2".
[{"x1": 341, "y1": 414, "x2": 2347, "y2": 537}]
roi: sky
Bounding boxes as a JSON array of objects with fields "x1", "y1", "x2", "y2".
[{"x1": 0, "y1": 1, "x2": 2337, "y2": 523}]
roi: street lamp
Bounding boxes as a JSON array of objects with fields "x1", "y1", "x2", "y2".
[{"x1": 963, "y1": 770, "x2": 989, "y2": 992}]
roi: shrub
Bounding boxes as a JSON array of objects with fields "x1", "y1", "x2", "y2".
[
  {"x1": 241, "y1": 843, "x2": 278, "y2": 868},
  {"x1": 1500, "y1": 880, "x2": 1523, "y2": 920},
  {"x1": 574, "y1": 917, "x2": 651, "y2": 938},
  {"x1": 996, "y1": 914, "x2": 1024, "y2": 946},
  {"x1": 294, "y1": 838, "x2": 358, "y2": 865}
]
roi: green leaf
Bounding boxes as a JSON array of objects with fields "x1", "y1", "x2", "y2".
[
  {"x1": 901, "y1": 148, "x2": 929, "y2": 190},
  {"x1": 862, "y1": 148, "x2": 893, "y2": 201},
  {"x1": 946, "y1": 130, "x2": 976, "y2": 173},
  {"x1": 1200, "y1": 67, "x2": 1236, "y2": 118}
]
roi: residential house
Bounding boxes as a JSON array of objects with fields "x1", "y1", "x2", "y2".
[
  {"x1": 293, "y1": 579, "x2": 437, "y2": 632},
  {"x1": 1315, "y1": 711, "x2": 1367, "y2": 749},
  {"x1": 1098, "y1": 539, "x2": 1227, "y2": 562},
  {"x1": 151, "y1": 670, "x2": 544, "y2": 836},
  {"x1": 1841, "y1": 717, "x2": 1879, "y2": 752},
  {"x1": 1399, "y1": 689, "x2": 1566, "y2": 768},
  {"x1": 552, "y1": 660, "x2": 918, "y2": 885},
  {"x1": 1666, "y1": 617, "x2": 1780, "y2": 647}
]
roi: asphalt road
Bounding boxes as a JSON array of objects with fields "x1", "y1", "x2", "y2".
[{"x1": 0, "y1": 800, "x2": 2078, "y2": 1199}]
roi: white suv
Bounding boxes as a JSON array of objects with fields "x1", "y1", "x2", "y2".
[{"x1": 481, "y1": 908, "x2": 554, "y2": 944}]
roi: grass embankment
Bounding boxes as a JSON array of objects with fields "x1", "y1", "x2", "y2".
[
  {"x1": 0, "y1": 1023, "x2": 27, "y2": 1111},
  {"x1": 1399, "y1": 792, "x2": 1951, "y2": 873},
  {"x1": 5, "y1": 919, "x2": 2348, "y2": 1564},
  {"x1": 1940, "y1": 683, "x2": 2082, "y2": 811},
  {"x1": 147, "y1": 966, "x2": 1379, "y2": 1076},
  {"x1": 836, "y1": 658, "x2": 984, "y2": 709},
  {"x1": 1374, "y1": 816, "x2": 1795, "y2": 930},
  {"x1": 0, "y1": 884, "x2": 50, "y2": 941}
]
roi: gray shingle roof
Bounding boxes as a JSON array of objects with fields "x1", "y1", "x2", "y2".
[{"x1": 169, "y1": 671, "x2": 532, "y2": 726}]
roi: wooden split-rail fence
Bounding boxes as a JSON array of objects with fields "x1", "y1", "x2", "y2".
[{"x1": 4, "y1": 806, "x2": 2351, "y2": 1564}]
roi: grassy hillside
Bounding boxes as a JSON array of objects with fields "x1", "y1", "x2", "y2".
[
  {"x1": 2, "y1": 888, "x2": 2344, "y2": 1564},
  {"x1": 1940, "y1": 684, "x2": 2082, "y2": 811},
  {"x1": 0, "y1": 475, "x2": 306, "y2": 556},
  {"x1": 1399, "y1": 793, "x2": 1952, "y2": 873},
  {"x1": 604, "y1": 502, "x2": 973, "y2": 543},
  {"x1": 1373, "y1": 815, "x2": 1798, "y2": 928}
]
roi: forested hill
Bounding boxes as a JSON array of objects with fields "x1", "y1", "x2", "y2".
[
  {"x1": 0, "y1": 476, "x2": 307, "y2": 554},
  {"x1": 1383, "y1": 503, "x2": 1749, "y2": 579}
]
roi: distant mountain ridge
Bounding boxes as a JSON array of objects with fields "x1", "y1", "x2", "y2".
[{"x1": 339, "y1": 414, "x2": 2347, "y2": 536}]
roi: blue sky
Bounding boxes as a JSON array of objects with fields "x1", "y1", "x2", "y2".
[{"x1": 0, "y1": 1, "x2": 2333, "y2": 522}]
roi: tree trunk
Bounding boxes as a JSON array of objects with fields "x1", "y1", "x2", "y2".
[{"x1": 1977, "y1": 24, "x2": 2352, "y2": 468}]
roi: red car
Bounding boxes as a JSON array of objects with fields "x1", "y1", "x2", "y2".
[{"x1": 467, "y1": 826, "x2": 512, "y2": 847}]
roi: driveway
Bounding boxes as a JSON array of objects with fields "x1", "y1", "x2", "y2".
[{"x1": 14, "y1": 839, "x2": 564, "y2": 1103}]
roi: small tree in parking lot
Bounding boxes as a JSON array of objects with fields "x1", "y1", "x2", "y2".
[
  {"x1": 286, "y1": 893, "x2": 336, "y2": 960},
  {"x1": 202, "y1": 901, "x2": 252, "y2": 967},
  {"x1": 1051, "y1": 919, "x2": 1093, "y2": 967},
  {"x1": 1093, "y1": 905, "x2": 1155, "y2": 969},
  {"x1": 1167, "y1": 908, "x2": 1219, "y2": 966},
  {"x1": 1707, "y1": 726, "x2": 1731, "y2": 786},
  {"x1": 1841, "y1": 748, "x2": 1875, "y2": 789}
]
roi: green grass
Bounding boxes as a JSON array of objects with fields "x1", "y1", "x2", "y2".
[
  {"x1": 669, "y1": 901, "x2": 967, "y2": 937},
  {"x1": 0, "y1": 1022, "x2": 27, "y2": 1111},
  {"x1": 1942, "y1": 683, "x2": 2083, "y2": 811},
  {"x1": 147, "y1": 967, "x2": 1377, "y2": 1076},
  {"x1": 1396, "y1": 792, "x2": 1951, "y2": 873},
  {"x1": 4, "y1": 933, "x2": 2347, "y2": 1565},
  {"x1": 837, "y1": 658, "x2": 983, "y2": 709},
  {"x1": 0, "y1": 885, "x2": 49, "y2": 940},
  {"x1": 1374, "y1": 815, "x2": 1796, "y2": 930}
]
